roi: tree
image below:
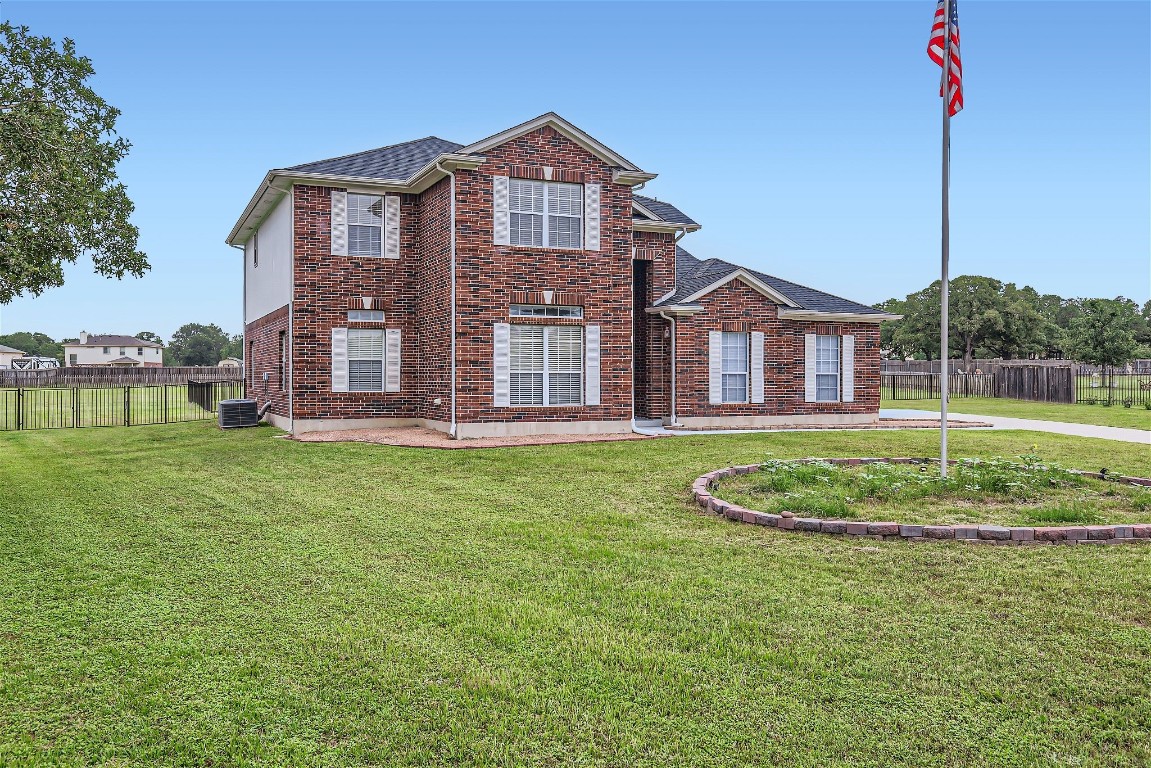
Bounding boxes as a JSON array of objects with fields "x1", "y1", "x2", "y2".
[
  {"x1": 135, "y1": 331, "x2": 163, "y2": 345},
  {"x1": 0, "y1": 23, "x2": 148, "y2": 303},
  {"x1": 1065, "y1": 299, "x2": 1141, "y2": 399},
  {"x1": 166, "y1": 323, "x2": 232, "y2": 366},
  {"x1": 0, "y1": 330, "x2": 63, "y2": 362}
]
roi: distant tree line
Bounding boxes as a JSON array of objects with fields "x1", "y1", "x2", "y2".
[
  {"x1": 0, "y1": 323, "x2": 243, "y2": 366},
  {"x1": 879, "y1": 276, "x2": 1151, "y2": 371}
]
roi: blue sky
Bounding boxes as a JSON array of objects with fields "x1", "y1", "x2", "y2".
[{"x1": 2, "y1": 1, "x2": 1148, "y2": 341}]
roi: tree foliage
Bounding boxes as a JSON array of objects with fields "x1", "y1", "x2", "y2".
[
  {"x1": 0, "y1": 330, "x2": 62, "y2": 361},
  {"x1": 1064, "y1": 299, "x2": 1141, "y2": 370},
  {"x1": 882, "y1": 276, "x2": 1149, "y2": 367},
  {"x1": 165, "y1": 323, "x2": 241, "y2": 366},
  {"x1": 0, "y1": 23, "x2": 147, "y2": 303}
]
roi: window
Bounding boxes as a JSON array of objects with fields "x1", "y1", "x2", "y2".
[
  {"x1": 816, "y1": 335, "x2": 840, "y2": 402},
  {"x1": 347, "y1": 193, "x2": 383, "y2": 257},
  {"x1": 510, "y1": 304, "x2": 583, "y2": 319},
  {"x1": 508, "y1": 180, "x2": 582, "y2": 249},
  {"x1": 347, "y1": 329, "x2": 385, "y2": 392},
  {"x1": 278, "y1": 331, "x2": 287, "y2": 390},
  {"x1": 348, "y1": 309, "x2": 385, "y2": 322},
  {"x1": 137, "y1": 347, "x2": 144, "y2": 356},
  {"x1": 119, "y1": 347, "x2": 126, "y2": 355},
  {"x1": 102, "y1": 347, "x2": 110, "y2": 354},
  {"x1": 721, "y1": 332, "x2": 749, "y2": 403},
  {"x1": 509, "y1": 325, "x2": 583, "y2": 406},
  {"x1": 68, "y1": 354, "x2": 77, "y2": 366},
  {"x1": 252, "y1": 230, "x2": 259, "y2": 268}
]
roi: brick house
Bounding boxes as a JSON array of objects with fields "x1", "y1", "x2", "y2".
[{"x1": 227, "y1": 113, "x2": 897, "y2": 437}]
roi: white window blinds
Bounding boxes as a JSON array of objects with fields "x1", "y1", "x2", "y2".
[
  {"x1": 721, "y1": 332, "x2": 749, "y2": 403},
  {"x1": 505, "y1": 325, "x2": 584, "y2": 406},
  {"x1": 347, "y1": 194, "x2": 383, "y2": 257},
  {"x1": 506, "y1": 179, "x2": 583, "y2": 249},
  {"x1": 348, "y1": 329, "x2": 385, "y2": 392}
]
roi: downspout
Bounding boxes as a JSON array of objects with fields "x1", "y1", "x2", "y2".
[
  {"x1": 658, "y1": 311, "x2": 678, "y2": 426},
  {"x1": 436, "y1": 163, "x2": 458, "y2": 438}
]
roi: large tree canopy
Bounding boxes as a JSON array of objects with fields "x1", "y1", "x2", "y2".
[
  {"x1": 165, "y1": 323, "x2": 242, "y2": 367},
  {"x1": 0, "y1": 23, "x2": 147, "y2": 303}
]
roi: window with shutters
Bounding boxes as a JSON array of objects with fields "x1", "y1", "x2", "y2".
[
  {"x1": 347, "y1": 193, "x2": 383, "y2": 257},
  {"x1": 721, "y1": 332, "x2": 749, "y2": 403},
  {"x1": 509, "y1": 325, "x2": 583, "y2": 405},
  {"x1": 508, "y1": 179, "x2": 582, "y2": 249},
  {"x1": 816, "y1": 335, "x2": 840, "y2": 402},
  {"x1": 347, "y1": 329, "x2": 385, "y2": 392}
]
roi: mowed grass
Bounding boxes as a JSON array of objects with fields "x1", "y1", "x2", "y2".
[
  {"x1": 883, "y1": 395, "x2": 1151, "y2": 430},
  {"x1": 1, "y1": 425, "x2": 1150, "y2": 767}
]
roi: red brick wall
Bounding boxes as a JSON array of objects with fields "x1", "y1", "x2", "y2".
[
  {"x1": 633, "y1": 230, "x2": 677, "y2": 420},
  {"x1": 674, "y1": 280, "x2": 881, "y2": 419},
  {"x1": 450, "y1": 126, "x2": 635, "y2": 426},
  {"x1": 289, "y1": 184, "x2": 424, "y2": 421},
  {"x1": 244, "y1": 304, "x2": 289, "y2": 417},
  {"x1": 415, "y1": 177, "x2": 452, "y2": 424}
]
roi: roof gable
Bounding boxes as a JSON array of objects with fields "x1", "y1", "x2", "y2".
[
  {"x1": 459, "y1": 113, "x2": 644, "y2": 172},
  {"x1": 287, "y1": 136, "x2": 464, "y2": 181}
]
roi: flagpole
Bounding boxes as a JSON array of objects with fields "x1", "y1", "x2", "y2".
[{"x1": 940, "y1": 0, "x2": 951, "y2": 479}]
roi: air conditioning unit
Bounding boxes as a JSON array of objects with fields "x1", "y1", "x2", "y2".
[{"x1": 218, "y1": 399, "x2": 260, "y2": 429}]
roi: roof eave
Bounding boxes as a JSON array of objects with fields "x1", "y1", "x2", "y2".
[
  {"x1": 459, "y1": 112, "x2": 648, "y2": 173},
  {"x1": 226, "y1": 153, "x2": 486, "y2": 245},
  {"x1": 632, "y1": 220, "x2": 701, "y2": 234},
  {"x1": 778, "y1": 309, "x2": 902, "y2": 323},
  {"x1": 680, "y1": 269, "x2": 800, "y2": 307},
  {"x1": 614, "y1": 169, "x2": 658, "y2": 187}
]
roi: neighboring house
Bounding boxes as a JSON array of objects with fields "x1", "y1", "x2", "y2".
[
  {"x1": 227, "y1": 113, "x2": 898, "y2": 436},
  {"x1": 62, "y1": 332, "x2": 163, "y2": 368},
  {"x1": 0, "y1": 344, "x2": 27, "y2": 369},
  {"x1": 218, "y1": 357, "x2": 244, "y2": 368}
]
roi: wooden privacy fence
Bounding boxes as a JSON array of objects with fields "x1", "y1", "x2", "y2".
[
  {"x1": 0, "y1": 366, "x2": 242, "y2": 388},
  {"x1": 883, "y1": 373, "x2": 997, "y2": 400},
  {"x1": 0, "y1": 381, "x2": 245, "y2": 431},
  {"x1": 999, "y1": 365, "x2": 1074, "y2": 403}
]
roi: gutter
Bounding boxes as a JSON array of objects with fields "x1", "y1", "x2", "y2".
[{"x1": 436, "y1": 162, "x2": 458, "y2": 438}]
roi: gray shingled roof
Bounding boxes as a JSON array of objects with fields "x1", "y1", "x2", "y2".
[
  {"x1": 634, "y1": 194, "x2": 698, "y2": 226},
  {"x1": 0, "y1": 344, "x2": 26, "y2": 355},
  {"x1": 71, "y1": 334, "x2": 163, "y2": 348},
  {"x1": 655, "y1": 247, "x2": 886, "y2": 315},
  {"x1": 287, "y1": 137, "x2": 465, "y2": 181}
]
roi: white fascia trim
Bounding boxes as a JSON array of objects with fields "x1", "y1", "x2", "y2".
[
  {"x1": 645, "y1": 304, "x2": 704, "y2": 316},
  {"x1": 614, "y1": 169, "x2": 658, "y2": 186},
  {"x1": 778, "y1": 309, "x2": 903, "y2": 323},
  {"x1": 225, "y1": 154, "x2": 485, "y2": 245},
  {"x1": 632, "y1": 200, "x2": 662, "y2": 221},
  {"x1": 632, "y1": 219, "x2": 701, "y2": 233},
  {"x1": 680, "y1": 269, "x2": 800, "y2": 307},
  {"x1": 459, "y1": 112, "x2": 646, "y2": 172}
]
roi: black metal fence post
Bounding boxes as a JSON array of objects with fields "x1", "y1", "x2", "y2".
[
  {"x1": 16, "y1": 388, "x2": 22, "y2": 431},
  {"x1": 124, "y1": 386, "x2": 131, "y2": 427}
]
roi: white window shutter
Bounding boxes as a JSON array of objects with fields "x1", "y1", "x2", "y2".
[
  {"x1": 493, "y1": 176, "x2": 510, "y2": 245},
  {"x1": 585, "y1": 325, "x2": 601, "y2": 406},
  {"x1": 384, "y1": 196, "x2": 401, "y2": 259},
  {"x1": 331, "y1": 190, "x2": 348, "y2": 256},
  {"x1": 841, "y1": 334, "x2": 855, "y2": 402},
  {"x1": 804, "y1": 334, "x2": 817, "y2": 402},
  {"x1": 584, "y1": 183, "x2": 600, "y2": 252},
  {"x1": 708, "y1": 331, "x2": 723, "y2": 405},
  {"x1": 332, "y1": 327, "x2": 349, "y2": 392},
  {"x1": 493, "y1": 323, "x2": 510, "y2": 406},
  {"x1": 385, "y1": 328, "x2": 402, "y2": 392},
  {"x1": 750, "y1": 331, "x2": 765, "y2": 404}
]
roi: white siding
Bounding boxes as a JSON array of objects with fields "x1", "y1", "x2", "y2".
[{"x1": 244, "y1": 193, "x2": 293, "y2": 324}]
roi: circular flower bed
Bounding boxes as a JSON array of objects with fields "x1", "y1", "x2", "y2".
[{"x1": 693, "y1": 458, "x2": 1151, "y2": 545}]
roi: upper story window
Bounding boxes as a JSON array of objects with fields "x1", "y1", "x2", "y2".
[
  {"x1": 102, "y1": 347, "x2": 110, "y2": 354},
  {"x1": 348, "y1": 193, "x2": 383, "y2": 257},
  {"x1": 815, "y1": 335, "x2": 841, "y2": 402},
  {"x1": 137, "y1": 347, "x2": 144, "y2": 355},
  {"x1": 509, "y1": 179, "x2": 582, "y2": 249},
  {"x1": 119, "y1": 347, "x2": 126, "y2": 355},
  {"x1": 510, "y1": 305, "x2": 583, "y2": 319}
]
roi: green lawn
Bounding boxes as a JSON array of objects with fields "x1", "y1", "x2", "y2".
[
  {"x1": 884, "y1": 395, "x2": 1151, "y2": 430},
  {"x1": 2, "y1": 424, "x2": 1150, "y2": 766}
]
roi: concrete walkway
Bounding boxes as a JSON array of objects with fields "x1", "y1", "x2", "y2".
[{"x1": 881, "y1": 408, "x2": 1151, "y2": 445}]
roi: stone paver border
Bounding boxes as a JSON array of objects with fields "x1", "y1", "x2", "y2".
[{"x1": 692, "y1": 458, "x2": 1151, "y2": 545}]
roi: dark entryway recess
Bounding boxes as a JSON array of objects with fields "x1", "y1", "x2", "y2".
[{"x1": 632, "y1": 259, "x2": 654, "y2": 419}]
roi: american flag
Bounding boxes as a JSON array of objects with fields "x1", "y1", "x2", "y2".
[{"x1": 928, "y1": 0, "x2": 963, "y2": 116}]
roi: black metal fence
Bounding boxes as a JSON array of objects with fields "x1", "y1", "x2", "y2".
[
  {"x1": 0, "y1": 381, "x2": 245, "y2": 431},
  {"x1": 883, "y1": 372, "x2": 998, "y2": 400},
  {"x1": 1076, "y1": 371, "x2": 1151, "y2": 406},
  {"x1": 0, "y1": 366, "x2": 242, "y2": 388}
]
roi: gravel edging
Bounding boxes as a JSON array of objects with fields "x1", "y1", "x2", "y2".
[{"x1": 692, "y1": 458, "x2": 1151, "y2": 546}]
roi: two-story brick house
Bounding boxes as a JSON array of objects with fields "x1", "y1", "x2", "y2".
[{"x1": 227, "y1": 114, "x2": 897, "y2": 437}]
